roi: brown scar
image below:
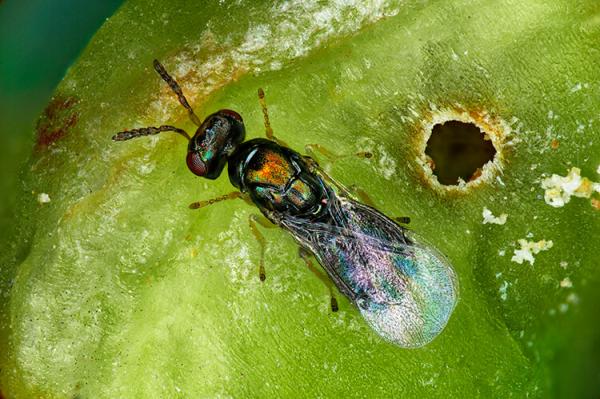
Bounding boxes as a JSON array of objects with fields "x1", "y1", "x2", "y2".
[{"x1": 35, "y1": 95, "x2": 79, "y2": 152}]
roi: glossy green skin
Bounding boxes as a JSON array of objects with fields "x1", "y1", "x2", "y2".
[{"x1": 1, "y1": 0, "x2": 600, "y2": 398}]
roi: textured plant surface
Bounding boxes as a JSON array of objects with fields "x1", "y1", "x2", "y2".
[{"x1": 1, "y1": 0, "x2": 600, "y2": 398}]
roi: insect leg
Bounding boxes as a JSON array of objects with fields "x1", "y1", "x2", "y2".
[
  {"x1": 257, "y1": 88, "x2": 289, "y2": 147},
  {"x1": 248, "y1": 214, "x2": 277, "y2": 282},
  {"x1": 298, "y1": 247, "x2": 339, "y2": 312},
  {"x1": 188, "y1": 191, "x2": 244, "y2": 209},
  {"x1": 153, "y1": 59, "x2": 202, "y2": 127},
  {"x1": 112, "y1": 125, "x2": 191, "y2": 142},
  {"x1": 301, "y1": 155, "x2": 355, "y2": 199},
  {"x1": 346, "y1": 185, "x2": 377, "y2": 207},
  {"x1": 346, "y1": 185, "x2": 412, "y2": 242},
  {"x1": 304, "y1": 143, "x2": 373, "y2": 164},
  {"x1": 346, "y1": 186, "x2": 411, "y2": 225}
]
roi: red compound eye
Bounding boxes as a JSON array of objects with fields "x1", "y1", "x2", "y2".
[
  {"x1": 219, "y1": 109, "x2": 243, "y2": 123},
  {"x1": 186, "y1": 152, "x2": 206, "y2": 176}
]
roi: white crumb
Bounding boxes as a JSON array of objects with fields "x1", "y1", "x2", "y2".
[
  {"x1": 541, "y1": 167, "x2": 600, "y2": 207},
  {"x1": 482, "y1": 207, "x2": 507, "y2": 225},
  {"x1": 37, "y1": 193, "x2": 51, "y2": 204},
  {"x1": 566, "y1": 293, "x2": 580, "y2": 305},
  {"x1": 558, "y1": 303, "x2": 569, "y2": 313},
  {"x1": 138, "y1": 163, "x2": 155, "y2": 175},
  {"x1": 511, "y1": 239, "x2": 554, "y2": 265},
  {"x1": 559, "y1": 277, "x2": 573, "y2": 288},
  {"x1": 570, "y1": 83, "x2": 582, "y2": 93},
  {"x1": 560, "y1": 261, "x2": 568, "y2": 269},
  {"x1": 499, "y1": 281, "x2": 510, "y2": 301}
]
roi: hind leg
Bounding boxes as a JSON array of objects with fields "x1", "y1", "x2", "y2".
[
  {"x1": 249, "y1": 211, "x2": 340, "y2": 310},
  {"x1": 298, "y1": 247, "x2": 338, "y2": 312}
]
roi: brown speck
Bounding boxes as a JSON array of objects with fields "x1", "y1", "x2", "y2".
[
  {"x1": 551, "y1": 139, "x2": 559, "y2": 149},
  {"x1": 35, "y1": 95, "x2": 79, "y2": 152},
  {"x1": 591, "y1": 198, "x2": 600, "y2": 210},
  {"x1": 469, "y1": 167, "x2": 483, "y2": 182},
  {"x1": 426, "y1": 156, "x2": 436, "y2": 171}
]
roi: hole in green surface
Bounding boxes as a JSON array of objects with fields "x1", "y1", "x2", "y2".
[{"x1": 425, "y1": 121, "x2": 497, "y2": 185}]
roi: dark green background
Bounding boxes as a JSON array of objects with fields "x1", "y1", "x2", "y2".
[{"x1": 0, "y1": 0, "x2": 123, "y2": 240}]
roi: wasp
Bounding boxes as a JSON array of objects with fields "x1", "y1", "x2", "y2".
[{"x1": 113, "y1": 60, "x2": 458, "y2": 348}]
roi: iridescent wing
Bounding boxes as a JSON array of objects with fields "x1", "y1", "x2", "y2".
[{"x1": 280, "y1": 195, "x2": 459, "y2": 348}]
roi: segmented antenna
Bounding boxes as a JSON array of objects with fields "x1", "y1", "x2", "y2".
[
  {"x1": 153, "y1": 59, "x2": 202, "y2": 127},
  {"x1": 257, "y1": 88, "x2": 274, "y2": 140},
  {"x1": 112, "y1": 125, "x2": 191, "y2": 141}
]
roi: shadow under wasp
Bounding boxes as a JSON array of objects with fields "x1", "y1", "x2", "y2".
[{"x1": 113, "y1": 60, "x2": 458, "y2": 348}]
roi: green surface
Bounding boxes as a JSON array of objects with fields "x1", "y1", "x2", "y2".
[
  {"x1": 1, "y1": 0, "x2": 600, "y2": 397},
  {"x1": 0, "y1": 0, "x2": 123, "y2": 255}
]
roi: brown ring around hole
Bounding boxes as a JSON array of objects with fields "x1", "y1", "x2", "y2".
[{"x1": 415, "y1": 106, "x2": 511, "y2": 194}]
